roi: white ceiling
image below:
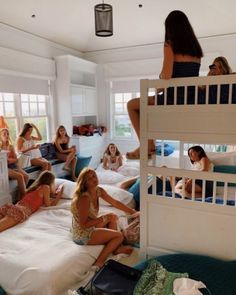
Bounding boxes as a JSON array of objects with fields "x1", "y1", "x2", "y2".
[{"x1": 0, "y1": 0, "x2": 236, "y2": 53}]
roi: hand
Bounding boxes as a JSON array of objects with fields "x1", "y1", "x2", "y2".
[
  {"x1": 131, "y1": 211, "x2": 140, "y2": 219},
  {"x1": 33, "y1": 144, "x2": 40, "y2": 149}
]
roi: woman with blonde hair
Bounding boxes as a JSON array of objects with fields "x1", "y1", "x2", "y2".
[
  {"x1": 71, "y1": 167, "x2": 138, "y2": 269},
  {"x1": 0, "y1": 128, "x2": 29, "y2": 198},
  {"x1": 208, "y1": 56, "x2": 232, "y2": 76},
  {"x1": 0, "y1": 170, "x2": 63, "y2": 232},
  {"x1": 53, "y1": 125, "x2": 77, "y2": 181}
]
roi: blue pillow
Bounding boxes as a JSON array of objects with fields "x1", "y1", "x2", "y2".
[
  {"x1": 75, "y1": 154, "x2": 92, "y2": 177},
  {"x1": 135, "y1": 253, "x2": 236, "y2": 295},
  {"x1": 156, "y1": 143, "x2": 174, "y2": 156}
]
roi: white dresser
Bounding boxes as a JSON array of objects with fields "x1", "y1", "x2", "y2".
[{"x1": 0, "y1": 151, "x2": 11, "y2": 205}]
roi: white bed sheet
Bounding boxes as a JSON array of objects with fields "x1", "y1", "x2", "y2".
[
  {"x1": 0, "y1": 200, "x2": 128, "y2": 295},
  {"x1": 96, "y1": 158, "x2": 140, "y2": 186}
]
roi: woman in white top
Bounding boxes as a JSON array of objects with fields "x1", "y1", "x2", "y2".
[
  {"x1": 102, "y1": 143, "x2": 123, "y2": 171},
  {"x1": 16, "y1": 123, "x2": 51, "y2": 171},
  {"x1": 176, "y1": 145, "x2": 213, "y2": 197}
]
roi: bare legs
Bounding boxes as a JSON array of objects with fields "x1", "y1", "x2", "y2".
[
  {"x1": 88, "y1": 229, "x2": 133, "y2": 268},
  {"x1": 31, "y1": 158, "x2": 51, "y2": 171},
  {"x1": 0, "y1": 216, "x2": 18, "y2": 232},
  {"x1": 8, "y1": 168, "x2": 29, "y2": 198},
  {"x1": 126, "y1": 96, "x2": 155, "y2": 159}
]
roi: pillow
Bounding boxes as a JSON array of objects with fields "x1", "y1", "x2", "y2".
[
  {"x1": 117, "y1": 165, "x2": 139, "y2": 177},
  {"x1": 99, "y1": 184, "x2": 133, "y2": 206},
  {"x1": 135, "y1": 254, "x2": 236, "y2": 295},
  {"x1": 208, "y1": 152, "x2": 236, "y2": 165},
  {"x1": 96, "y1": 170, "x2": 126, "y2": 184},
  {"x1": 156, "y1": 143, "x2": 174, "y2": 156},
  {"x1": 55, "y1": 178, "x2": 76, "y2": 199},
  {"x1": 75, "y1": 154, "x2": 92, "y2": 177}
]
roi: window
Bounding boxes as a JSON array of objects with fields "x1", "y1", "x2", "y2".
[
  {"x1": 112, "y1": 92, "x2": 139, "y2": 139},
  {"x1": 0, "y1": 92, "x2": 49, "y2": 144},
  {"x1": 111, "y1": 90, "x2": 155, "y2": 139}
]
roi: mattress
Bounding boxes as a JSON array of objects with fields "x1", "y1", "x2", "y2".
[{"x1": 0, "y1": 200, "x2": 129, "y2": 295}]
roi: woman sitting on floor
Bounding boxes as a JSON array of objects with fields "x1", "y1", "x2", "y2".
[{"x1": 0, "y1": 171, "x2": 63, "y2": 232}]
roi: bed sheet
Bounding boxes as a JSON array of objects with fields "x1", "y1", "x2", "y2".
[
  {"x1": 96, "y1": 158, "x2": 140, "y2": 186},
  {"x1": 0, "y1": 200, "x2": 128, "y2": 295}
]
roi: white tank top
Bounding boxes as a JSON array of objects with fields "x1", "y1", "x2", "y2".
[{"x1": 21, "y1": 137, "x2": 42, "y2": 159}]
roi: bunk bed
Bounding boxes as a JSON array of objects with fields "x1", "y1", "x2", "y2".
[{"x1": 139, "y1": 74, "x2": 236, "y2": 261}]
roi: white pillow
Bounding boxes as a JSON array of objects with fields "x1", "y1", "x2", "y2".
[
  {"x1": 96, "y1": 170, "x2": 126, "y2": 185},
  {"x1": 99, "y1": 184, "x2": 133, "y2": 206},
  {"x1": 117, "y1": 165, "x2": 139, "y2": 177},
  {"x1": 55, "y1": 178, "x2": 76, "y2": 199},
  {"x1": 208, "y1": 152, "x2": 236, "y2": 165}
]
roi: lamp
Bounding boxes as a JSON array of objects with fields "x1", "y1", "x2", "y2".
[{"x1": 94, "y1": 1, "x2": 113, "y2": 37}]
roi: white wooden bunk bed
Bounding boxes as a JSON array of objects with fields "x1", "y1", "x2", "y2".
[{"x1": 139, "y1": 74, "x2": 236, "y2": 260}]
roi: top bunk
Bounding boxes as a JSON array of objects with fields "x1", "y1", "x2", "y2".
[{"x1": 140, "y1": 74, "x2": 236, "y2": 145}]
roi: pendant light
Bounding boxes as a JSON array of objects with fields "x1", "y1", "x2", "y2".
[{"x1": 94, "y1": 1, "x2": 113, "y2": 37}]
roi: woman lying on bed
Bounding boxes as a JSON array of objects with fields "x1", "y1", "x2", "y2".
[
  {"x1": 0, "y1": 171, "x2": 63, "y2": 232},
  {"x1": 71, "y1": 167, "x2": 138, "y2": 270}
]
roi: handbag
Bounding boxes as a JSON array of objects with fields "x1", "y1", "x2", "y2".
[
  {"x1": 77, "y1": 259, "x2": 142, "y2": 295},
  {"x1": 17, "y1": 153, "x2": 31, "y2": 169}
]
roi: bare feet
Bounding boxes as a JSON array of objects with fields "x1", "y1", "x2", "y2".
[
  {"x1": 126, "y1": 147, "x2": 156, "y2": 160},
  {"x1": 114, "y1": 245, "x2": 133, "y2": 255},
  {"x1": 126, "y1": 148, "x2": 140, "y2": 160}
]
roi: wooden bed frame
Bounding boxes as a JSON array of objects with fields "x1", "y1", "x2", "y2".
[{"x1": 139, "y1": 74, "x2": 236, "y2": 260}]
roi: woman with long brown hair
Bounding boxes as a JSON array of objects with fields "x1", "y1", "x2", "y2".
[{"x1": 0, "y1": 171, "x2": 63, "y2": 232}]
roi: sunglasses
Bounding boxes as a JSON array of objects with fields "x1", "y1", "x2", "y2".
[{"x1": 209, "y1": 64, "x2": 216, "y2": 70}]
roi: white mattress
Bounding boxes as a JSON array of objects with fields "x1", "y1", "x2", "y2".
[{"x1": 0, "y1": 200, "x2": 128, "y2": 295}]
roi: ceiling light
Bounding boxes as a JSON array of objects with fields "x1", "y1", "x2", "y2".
[{"x1": 94, "y1": 1, "x2": 113, "y2": 37}]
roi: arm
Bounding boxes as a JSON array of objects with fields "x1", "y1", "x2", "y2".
[
  {"x1": 200, "y1": 157, "x2": 211, "y2": 171},
  {"x1": 159, "y1": 42, "x2": 174, "y2": 80},
  {"x1": 118, "y1": 155, "x2": 123, "y2": 168},
  {"x1": 77, "y1": 195, "x2": 111, "y2": 229},
  {"x1": 42, "y1": 185, "x2": 63, "y2": 207},
  {"x1": 99, "y1": 187, "x2": 136, "y2": 215},
  {"x1": 7, "y1": 146, "x2": 18, "y2": 165},
  {"x1": 31, "y1": 124, "x2": 42, "y2": 141},
  {"x1": 102, "y1": 154, "x2": 109, "y2": 170},
  {"x1": 16, "y1": 137, "x2": 39, "y2": 153}
]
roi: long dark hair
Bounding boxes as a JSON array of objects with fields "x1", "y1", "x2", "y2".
[
  {"x1": 19, "y1": 123, "x2": 33, "y2": 138},
  {"x1": 27, "y1": 171, "x2": 55, "y2": 193},
  {"x1": 188, "y1": 145, "x2": 207, "y2": 164},
  {"x1": 165, "y1": 10, "x2": 203, "y2": 58}
]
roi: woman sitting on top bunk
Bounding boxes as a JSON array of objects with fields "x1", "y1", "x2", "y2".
[{"x1": 126, "y1": 10, "x2": 203, "y2": 159}]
